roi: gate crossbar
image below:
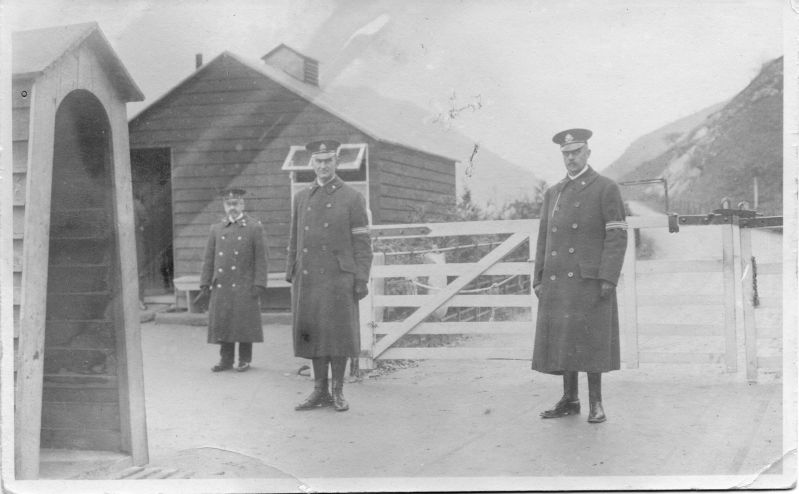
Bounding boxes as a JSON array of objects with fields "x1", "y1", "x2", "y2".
[{"x1": 370, "y1": 231, "x2": 530, "y2": 358}]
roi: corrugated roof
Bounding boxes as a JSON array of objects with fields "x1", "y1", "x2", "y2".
[{"x1": 12, "y1": 22, "x2": 144, "y2": 102}]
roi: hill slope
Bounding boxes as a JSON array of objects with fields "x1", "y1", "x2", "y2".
[{"x1": 616, "y1": 57, "x2": 782, "y2": 215}]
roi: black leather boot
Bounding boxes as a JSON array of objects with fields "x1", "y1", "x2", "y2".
[
  {"x1": 587, "y1": 372, "x2": 606, "y2": 423},
  {"x1": 295, "y1": 358, "x2": 332, "y2": 410},
  {"x1": 331, "y1": 357, "x2": 349, "y2": 412},
  {"x1": 540, "y1": 371, "x2": 580, "y2": 418}
]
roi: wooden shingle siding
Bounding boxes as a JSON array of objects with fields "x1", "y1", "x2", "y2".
[
  {"x1": 375, "y1": 142, "x2": 456, "y2": 223},
  {"x1": 12, "y1": 80, "x2": 31, "y2": 345}
]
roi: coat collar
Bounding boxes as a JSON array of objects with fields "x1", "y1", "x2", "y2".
[
  {"x1": 554, "y1": 166, "x2": 599, "y2": 193},
  {"x1": 309, "y1": 175, "x2": 344, "y2": 195},
  {"x1": 223, "y1": 213, "x2": 250, "y2": 227}
]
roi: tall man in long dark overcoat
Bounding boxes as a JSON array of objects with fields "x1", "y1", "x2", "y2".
[
  {"x1": 199, "y1": 188, "x2": 269, "y2": 373},
  {"x1": 532, "y1": 129, "x2": 628, "y2": 423},
  {"x1": 286, "y1": 140, "x2": 373, "y2": 412}
]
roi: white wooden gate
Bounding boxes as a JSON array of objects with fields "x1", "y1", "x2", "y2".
[
  {"x1": 357, "y1": 207, "x2": 783, "y2": 382},
  {"x1": 357, "y1": 219, "x2": 538, "y2": 369}
]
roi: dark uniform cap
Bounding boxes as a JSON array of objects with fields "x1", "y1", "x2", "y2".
[
  {"x1": 552, "y1": 128, "x2": 593, "y2": 152},
  {"x1": 219, "y1": 188, "x2": 246, "y2": 200},
  {"x1": 306, "y1": 139, "x2": 341, "y2": 160}
]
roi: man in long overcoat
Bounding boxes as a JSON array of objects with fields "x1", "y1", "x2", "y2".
[
  {"x1": 532, "y1": 128, "x2": 628, "y2": 423},
  {"x1": 286, "y1": 140, "x2": 373, "y2": 412},
  {"x1": 199, "y1": 188, "x2": 268, "y2": 372}
]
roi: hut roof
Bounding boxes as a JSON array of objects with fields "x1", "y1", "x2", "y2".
[
  {"x1": 12, "y1": 22, "x2": 144, "y2": 102},
  {"x1": 131, "y1": 50, "x2": 471, "y2": 163}
]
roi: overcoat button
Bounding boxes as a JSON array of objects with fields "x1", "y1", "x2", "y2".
[
  {"x1": 324, "y1": 223, "x2": 329, "y2": 228},
  {"x1": 321, "y1": 245, "x2": 327, "y2": 251},
  {"x1": 303, "y1": 248, "x2": 308, "y2": 253},
  {"x1": 218, "y1": 268, "x2": 223, "y2": 272},
  {"x1": 304, "y1": 226, "x2": 309, "y2": 230},
  {"x1": 550, "y1": 275, "x2": 556, "y2": 281},
  {"x1": 219, "y1": 252, "x2": 223, "y2": 256},
  {"x1": 551, "y1": 251, "x2": 557, "y2": 256},
  {"x1": 326, "y1": 203, "x2": 332, "y2": 208},
  {"x1": 575, "y1": 202, "x2": 581, "y2": 207},
  {"x1": 302, "y1": 270, "x2": 308, "y2": 275},
  {"x1": 217, "y1": 284, "x2": 222, "y2": 288},
  {"x1": 552, "y1": 227, "x2": 558, "y2": 232},
  {"x1": 569, "y1": 247, "x2": 575, "y2": 253},
  {"x1": 232, "y1": 283, "x2": 236, "y2": 287},
  {"x1": 568, "y1": 272, "x2": 574, "y2": 277},
  {"x1": 238, "y1": 236, "x2": 242, "y2": 240},
  {"x1": 231, "y1": 266, "x2": 236, "y2": 270},
  {"x1": 307, "y1": 207, "x2": 312, "y2": 211},
  {"x1": 572, "y1": 223, "x2": 578, "y2": 229},
  {"x1": 234, "y1": 251, "x2": 238, "y2": 255}
]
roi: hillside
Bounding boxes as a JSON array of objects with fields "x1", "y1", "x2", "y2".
[
  {"x1": 616, "y1": 57, "x2": 782, "y2": 215},
  {"x1": 603, "y1": 101, "x2": 726, "y2": 181}
]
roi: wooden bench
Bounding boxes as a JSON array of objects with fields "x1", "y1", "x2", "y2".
[{"x1": 173, "y1": 274, "x2": 291, "y2": 313}]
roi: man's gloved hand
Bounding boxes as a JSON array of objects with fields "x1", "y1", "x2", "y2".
[
  {"x1": 251, "y1": 285, "x2": 267, "y2": 299},
  {"x1": 533, "y1": 284, "x2": 542, "y2": 299},
  {"x1": 599, "y1": 280, "x2": 615, "y2": 299},
  {"x1": 354, "y1": 280, "x2": 369, "y2": 301}
]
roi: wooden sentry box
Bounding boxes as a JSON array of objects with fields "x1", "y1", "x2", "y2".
[{"x1": 11, "y1": 22, "x2": 147, "y2": 479}]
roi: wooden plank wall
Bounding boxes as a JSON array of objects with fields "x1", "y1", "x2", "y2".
[
  {"x1": 375, "y1": 142, "x2": 457, "y2": 224},
  {"x1": 129, "y1": 54, "x2": 375, "y2": 277},
  {"x1": 11, "y1": 79, "x2": 32, "y2": 354}
]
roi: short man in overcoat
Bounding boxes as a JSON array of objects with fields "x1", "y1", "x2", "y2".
[
  {"x1": 286, "y1": 140, "x2": 373, "y2": 412},
  {"x1": 532, "y1": 129, "x2": 628, "y2": 423},
  {"x1": 199, "y1": 188, "x2": 269, "y2": 372}
]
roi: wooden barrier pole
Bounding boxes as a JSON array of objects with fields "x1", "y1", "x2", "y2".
[
  {"x1": 721, "y1": 218, "x2": 738, "y2": 372},
  {"x1": 358, "y1": 252, "x2": 383, "y2": 371},
  {"x1": 739, "y1": 225, "x2": 758, "y2": 382},
  {"x1": 621, "y1": 225, "x2": 639, "y2": 368}
]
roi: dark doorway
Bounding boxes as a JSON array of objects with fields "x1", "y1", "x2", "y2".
[
  {"x1": 130, "y1": 148, "x2": 173, "y2": 294},
  {"x1": 44, "y1": 89, "x2": 122, "y2": 451}
]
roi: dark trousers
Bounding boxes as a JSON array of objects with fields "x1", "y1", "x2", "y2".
[{"x1": 219, "y1": 342, "x2": 252, "y2": 364}]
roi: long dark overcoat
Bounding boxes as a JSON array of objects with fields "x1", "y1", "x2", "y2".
[
  {"x1": 286, "y1": 176, "x2": 373, "y2": 358},
  {"x1": 200, "y1": 213, "x2": 268, "y2": 343},
  {"x1": 532, "y1": 166, "x2": 627, "y2": 374}
]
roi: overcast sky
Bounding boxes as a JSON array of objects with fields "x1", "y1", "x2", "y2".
[{"x1": 4, "y1": 0, "x2": 785, "y2": 184}]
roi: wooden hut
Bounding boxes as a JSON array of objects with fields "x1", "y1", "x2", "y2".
[
  {"x1": 11, "y1": 23, "x2": 147, "y2": 479},
  {"x1": 127, "y1": 45, "x2": 460, "y2": 308}
]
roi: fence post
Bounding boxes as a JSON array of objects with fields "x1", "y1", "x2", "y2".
[
  {"x1": 738, "y1": 218, "x2": 759, "y2": 382},
  {"x1": 358, "y1": 252, "x2": 384, "y2": 371},
  {"x1": 528, "y1": 224, "x2": 538, "y2": 350},
  {"x1": 621, "y1": 222, "x2": 639, "y2": 368},
  {"x1": 721, "y1": 210, "x2": 738, "y2": 372}
]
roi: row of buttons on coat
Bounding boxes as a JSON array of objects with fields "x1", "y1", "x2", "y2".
[
  {"x1": 307, "y1": 203, "x2": 334, "y2": 210},
  {"x1": 551, "y1": 247, "x2": 576, "y2": 256},
  {"x1": 551, "y1": 223, "x2": 580, "y2": 232},
  {"x1": 549, "y1": 272, "x2": 575, "y2": 280},
  {"x1": 304, "y1": 223, "x2": 330, "y2": 230}
]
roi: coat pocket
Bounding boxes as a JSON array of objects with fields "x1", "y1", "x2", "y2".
[
  {"x1": 578, "y1": 262, "x2": 600, "y2": 279},
  {"x1": 335, "y1": 254, "x2": 357, "y2": 274}
]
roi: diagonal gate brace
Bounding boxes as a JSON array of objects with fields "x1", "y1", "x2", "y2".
[{"x1": 371, "y1": 231, "x2": 530, "y2": 358}]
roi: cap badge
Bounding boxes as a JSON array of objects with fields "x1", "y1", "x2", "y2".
[
  {"x1": 319, "y1": 144, "x2": 327, "y2": 152},
  {"x1": 564, "y1": 134, "x2": 574, "y2": 143}
]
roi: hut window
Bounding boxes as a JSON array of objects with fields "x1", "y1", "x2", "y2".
[{"x1": 281, "y1": 143, "x2": 367, "y2": 172}]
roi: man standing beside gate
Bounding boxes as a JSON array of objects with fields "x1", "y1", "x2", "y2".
[
  {"x1": 286, "y1": 140, "x2": 373, "y2": 412},
  {"x1": 532, "y1": 128, "x2": 628, "y2": 423}
]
